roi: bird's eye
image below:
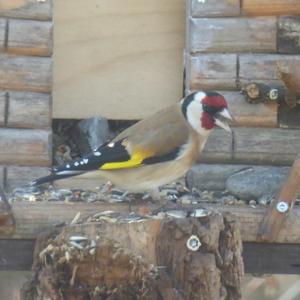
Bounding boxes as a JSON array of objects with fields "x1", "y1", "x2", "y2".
[{"x1": 202, "y1": 104, "x2": 219, "y2": 116}]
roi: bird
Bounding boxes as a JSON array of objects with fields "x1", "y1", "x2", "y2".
[{"x1": 31, "y1": 91, "x2": 232, "y2": 193}]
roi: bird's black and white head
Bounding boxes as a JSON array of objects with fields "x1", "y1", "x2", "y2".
[{"x1": 181, "y1": 91, "x2": 232, "y2": 135}]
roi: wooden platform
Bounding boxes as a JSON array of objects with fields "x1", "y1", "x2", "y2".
[{"x1": 1, "y1": 201, "x2": 300, "y2": 274}]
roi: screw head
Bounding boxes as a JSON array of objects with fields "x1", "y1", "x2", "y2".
[
  {"x1": 186, "y1": 235, "x2": 201, "y2": 251},
  {"x1": 276, "y1": 201, "x2": 289, "y2": 213},
  {"x1": 269, "y1": 89, "x2": 279, "y2": 100}
]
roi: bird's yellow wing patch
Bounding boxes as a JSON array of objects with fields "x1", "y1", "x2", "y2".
[{"x1": 99, "y1": 148, "x2": 153, "y2": 170}]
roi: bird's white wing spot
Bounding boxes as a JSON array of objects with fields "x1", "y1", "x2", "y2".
[
  {"x1": 83, "y1": 158, "x2": 89, "y2": 164},
  {"x1": 74, "y1": 162, "x2": 79, "y2": 167},
  {"x1": 80, "y1": 161, "x2": 84, "y2": 165},
  {"x1": 108, "y1": 142, "x2": 115, "y2": 148},
  {"x1": 66, "y1": 164, "x2": 70, "y2": 169},
  {"x1": 94, "y1": 151, "x2": 101, "y2": 156}
]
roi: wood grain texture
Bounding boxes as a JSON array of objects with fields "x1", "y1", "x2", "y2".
[
  {"x1": 0, "y1": 0, "x2": 52, "y2": 20},
  {"x1": 239, "y1": 54, "x2": 300, "y2": 81},
  {"x1": 53, "y1": 0, "x2": 185, "y2": 119},
  {"x1": 0, "y1": 166, "x2": 4, "y2": 189},
  {"x1": 258, "y1": 155, "x2": 300, "y2": 242},
  {"x1": 0, "y1": 91, "x2": 5, "y2": 126},
  {"x1": 0, "y1": 54, "x2": 52, "y2": 93},
  {"x1": 278, "y1": 17, "x2": 300, "y2": 54},
  {"x1": 242, "y1": 0, "x2": 300, "y2": 16},
  {"x1": 8, "y1": 19, "x2": 53, "y2": 56},
  {"x1": 0, "y1": 239, "x2": 34, "y2": 270},
  {"x1": 0, "y1": 201, "x2": 300, "y2": 244},
  {"x1": 202, "y1": 128, "x2": 299, "y2": 165},
  {"x1": 0, "y1": 18, "x2": 5, "y2": 50},
  {"x1": 190, "y1": 17, "x2": 276, "y2": 53},
  {"x1": 190, "y1": 0, "x2": 240, "y2": 17},
  {"x1": 0, "y1": 128, "x2": 51, "y2": 166},
  {"x1": 6, "y1": 166, "x2": 49, "y2": 192},
  {"x1": 8, "y1": 91, "x2": 51, "y2": 129},
  {"x1": 221, "y1": 91, "x2": 277, "y2": 128},
  {"x1": 188, "y1": 54, "x2": 237, "y2": 90}
]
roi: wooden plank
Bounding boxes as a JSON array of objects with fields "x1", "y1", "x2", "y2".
[
  {"x1": 190, "y1": 0, "x2": 240, "y2": 17},
  {"x1": 0, "y1": 54, "x2": 52, "y2": 93},
  {"x1": 202, "y1": 128, "x2": 299, "y2": 165},
  {"x1": 8, "y1": 19, "x2": 53, "y2": 57},
  {"x1": 258, "y1": 155, "x2": 300, "y2": 242},
  {"x1": 278, "y1": 17, "x2": 300, "y2": 54},
  {"x1": 53, "y1": 0, "x2": 185, "y2": 120},
  {"x1": 2, "y1": 201, "x2": 300, "y2": 244},
  {"x1": 0, "y1": 91, "x2": 5, "y2": 126},
  {"x1": 0, "y1": 239, "x2": 34, "y2": 270},
  {"x1": 188, "y1": 54, "x2": 237, "y2": 90},
  {"x1": 0, "y1": 128, "x2": 51, "y2": 166},
  {"x1": 242, "y1": 0, "x2": 300, "y2": 16},
  {"x1": 244, "y1": 243, "x2": 300, "y2": 274},
  {"x1": 239, "y1": 54, "x2": 300, "y2": 81},
  {"x1": 0, "y1": 0, "x2": 52, "y2": 20},
  {"x1": 8, "y1": 91, "x2": 51, "y2": 129},
  {"x1": 190, "y1": 17, "x2": 276, "y2": 53},
  {"x1": 1, "y1": 239, "x2": 300, "y2": 274},
  {"x1": 221, "y1": 91, "x2": 277, "y2": 128},
  {"x1": 6, "y1": 166, "x2": 49, "y2": 192}
]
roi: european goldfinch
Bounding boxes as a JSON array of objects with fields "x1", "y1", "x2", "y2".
[{"x1": 31, "y1": 91, "x2": 232, "y2": 192}]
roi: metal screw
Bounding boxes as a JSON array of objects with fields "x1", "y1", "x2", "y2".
[
  {"x1": 276, "y1": 201, "x2": 289, "y2": 213},
  {"x1": 186, "y1": 235, "x2": 201, "y2": 251},
  {"x1": 269, "y1": 89, "x2": 279, "y2": 101}
]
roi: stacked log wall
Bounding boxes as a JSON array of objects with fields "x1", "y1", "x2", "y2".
[
  {"x1": 0, "y1": 1, "x2": 52, "y2": 191},
  {"x1": 186, "y1": 0, "x2": 300, "y2": 166}
]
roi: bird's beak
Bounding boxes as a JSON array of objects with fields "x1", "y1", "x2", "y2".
[{"x1": 214, "y1": 108, "x2": 233, "y2": 132}]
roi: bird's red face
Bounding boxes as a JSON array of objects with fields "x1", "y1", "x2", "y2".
[
  {"x1": 201, "y1": 92, "x2": 229, "y2": 130},
  {"x1": 181, "y1": 91, "x2": 232, "y2": 134}
]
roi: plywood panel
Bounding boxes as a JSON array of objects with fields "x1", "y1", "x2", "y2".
[{"x1": 53, "y1": 0, "x2": 185, "y2": 120}]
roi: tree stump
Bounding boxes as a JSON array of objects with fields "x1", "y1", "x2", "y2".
[{"x1": 21, "y1": 210, "x2": 243, "y2": 300}]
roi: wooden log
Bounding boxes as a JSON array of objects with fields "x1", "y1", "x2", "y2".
[
  {"x1": 2, "y1": 201, "x2": 300, "y2": 243},
  {"x1": 8, "y1": 19, "x2": 53, "y2": 57},
  {"x1": 6, "y1": 166, "x2": 49, "y2": 192},
  {"x1": 8, "y1": 91, "x2": 51, "y2": 129},
  {"x1": 0, "y1": 0, "x2": 52, "y2": 20},
  {"x1": 188, "y1": 54, "x2": 237, "y2": 90},
  {"x1": 0, "y1": 91, "x2": 6, "y2": 126},
  {"x1": 0, "y1": 128, "x2": 51, "y2": 166},
  {"x1": 190, "y1": 0, "x2": 240, "y2": 17},
  {"x1": 242, "y1": 0, "x2": 300, "y2": 16},
  {"x1": 0, "y1": 54, "x2": 52, "y2": 93},
  {"x1": 0, "y1": 187, "x2": 14, "y2": 235},
  {"x1": 0, "y1": 239, "x2": 35, "y2": 270},
  {"x1": 19, "y1": 213, "x2": 242, "y2": 299},
  {"x1": 0, "y1": 18, "x2": 5, "y2": 50},
  {"x1": 239, "y1": 54, "x2": 300, "y2": 81},
  {"x1": 221, "y1": 91, "x2": 277, "y2": 128},
  {"x1": 190, "y1": 17, "x2": 276, "y2": 53},
  {"x1": 258, "y1": 155, "x2": 300, "y2": 242},
  {"x1": 202, "y1": 128, "x2": 300, "y2": 165},
  {"x1": 278, "y1": 17, "x2": 300, "y2": 54}
]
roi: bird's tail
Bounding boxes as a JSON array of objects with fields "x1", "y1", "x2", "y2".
[{"x1": 30, "y1": 170, "x2": 84, "y2": 186}]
